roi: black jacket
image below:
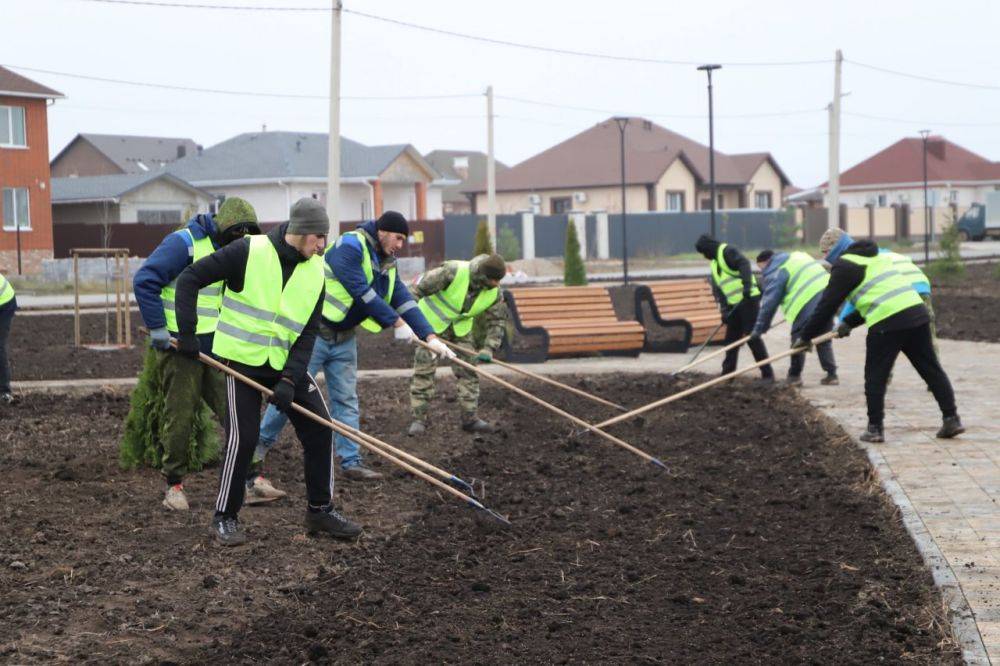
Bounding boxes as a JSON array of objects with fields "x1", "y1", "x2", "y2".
[
  {"x1": 175, "y1": 223, "x2": 323, "y2": 384},
  {"x1": 799, "y1": 239, "x2": 928, "y2": 340},
  {"x1": 695, "y1": 236, "x2": 755, "y2": 309}
]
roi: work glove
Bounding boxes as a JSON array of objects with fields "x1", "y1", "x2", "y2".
[
  {"x1": 393, "y1": 320, "x2": 415, "y2": 343},
  {"x1": 149, "y1": 327, "x2": 171, "y2": 351},
  {"x1": 269, "y1": 377, "x2": 296, "y2": 413},
  {"x1": 835, "y1": 321, "x2": 852, "y2": 338},
  {"x1": 426, "y1": 338, "x2": 457, "y2": 360},
  {"x1": 475, "y1": 349, "x2": 493, "y2": 364},
  {"x1": 791, "y1": 337, "x2": 813, "y2": 353},
  {"x1": 176, "y1": 332, "x2": 201, "y2": 360}
]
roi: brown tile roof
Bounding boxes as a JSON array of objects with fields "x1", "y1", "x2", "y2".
[
  {"x1": 836, "y1": 136, "x2": 1000, "y2": 187},
  {"x1": 0, "y1": 66, "x2": 64, "y2": 99},
  {"x1": 467, "y1": 117, "x2": 788, "y2": 193}
]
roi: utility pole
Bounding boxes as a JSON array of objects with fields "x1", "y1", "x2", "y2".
[
  {"x1": 697, "y1": 64, "x2": 721, "y2": 237},
  {"x1": 613, "y1": 117, "x2": 629, "y2": 284},
  {"x1": 486, "y1": 85, "x2": 497, "y2": 247},
  {"x1": 828, "y1": 49, "x2": 843, "y2": 230},
  {"x1": 920, "y1": 129, "x2": 931, "y2": 264},
  {"x1": 326, "y1": 0, "x2": 343, "y2": 239}
]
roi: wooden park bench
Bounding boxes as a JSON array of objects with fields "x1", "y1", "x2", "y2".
[
  {"x1": 500, "y1": 286, "x2": 645, "y2": 362},
  {"x1": 634, "y1": 278, "x2": 722, "y2": 353}
]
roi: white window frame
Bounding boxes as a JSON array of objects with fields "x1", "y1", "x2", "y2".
[
  {"x1": 665, "y1": 191, "x2": 684, "y2": 212},
  {"x1": 0, "y1": 105, "x2": 27, "y2": 148},
  {"x1": 754, "y1": 190, "x2": 773, "y2": 209},
  {"x1": 2, "y1": 187, "x2": 31, "y2": 231}
]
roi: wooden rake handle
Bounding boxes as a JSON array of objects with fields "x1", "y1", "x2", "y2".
[{"x1": 673, "y1": 316, "x2": 787, "y2": 375}]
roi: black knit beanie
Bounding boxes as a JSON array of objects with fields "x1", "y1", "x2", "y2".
[
  {"x1": 376, "y1": 211, "x2": 409, "y2": 236},
  {"x1": 756, "y1": 249, "x2": 774, "y2": 264}
]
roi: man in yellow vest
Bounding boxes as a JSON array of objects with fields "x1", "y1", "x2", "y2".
[
  {"x1": 407, "y1": 253, "x2": 509, "y2": 435},
  {"x1": 695, "y1": 235, "x2": 775, "y2": 382},
  {"x1": 751, "y1": 249, "x2": 838, "y2": 386},
  {"x1": 174, "y1": 197, "x2": 361, "y2": 546},
  {"x1": 0, "y1": 267, "x2": 16, "y2": 405},
  {"x1": 796, "y1": 236, "x2": 964, "y2": 443},
  {"x1": 250, "y1": 211, "x2": 452, "y2": 487},
  {"x1": 129, "y1": 198, "x2": 260, "y2": 511}
]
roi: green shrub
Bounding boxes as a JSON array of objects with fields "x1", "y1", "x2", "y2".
[
  {"x1": 473, "y1": 218, "x2": 494, "y2": 257},
  {"x1": 926, "y1": 221, "x2": 964, "y2": 281},
  {"x1": 563, "y1": 222, "x2": 587, "y2": 286},
  {"x1": 772, "y1": 208, "x2": 801, "y2": 248},
  {"x1": 497, "y1": 225, "x2": 521, "y2": 262}
]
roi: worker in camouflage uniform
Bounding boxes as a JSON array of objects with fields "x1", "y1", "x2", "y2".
[{"x1": 408, "y1": 254, "x2": 509, "y2": 436}]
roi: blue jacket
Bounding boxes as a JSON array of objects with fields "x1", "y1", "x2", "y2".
[
  {"x1": 133, "y1": 214, "x2": 219, "y2": 350},
  {"x1": 753, "y1": 251, "x2": 823, "y2": 336},
  {"x1": 326, "y1": 220, "x2": 434, "y2": 339}
]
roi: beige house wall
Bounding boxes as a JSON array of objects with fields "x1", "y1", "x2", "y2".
[
  {"x1": 695, "y1": 187, "x2": 742, "y2": 210},
  {"x1": 873, "y1": 208, "x2": 895, "y2": 237},
  {"x1": 845, "y1": 207, "x2": 870, "y2": 237},
  {"x1": 653, "y1": 159, "x2": 697, "y2": 212},
  {"x1": 746, "y1": 161, "x2": 784, "y2": 208},
  {"x1": 381, "y1": 151, "x2": 433, "y2": 184},
  {"x1": 474, "y1": 185, "x2": 650, "y2": 215},
  {"x1": 119, "y1": 180, "x2": 212, "y2": 223}
]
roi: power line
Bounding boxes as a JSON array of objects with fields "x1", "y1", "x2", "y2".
[
  {"x1": 847, "y1": 59, "x2": 1000, "y2": 92},
  {"x1": 844, "y1": 111, "x2": 1000, "y2": 127},
  {"x1": 73, "y1": 0, "x2": 830, "y2": 67},
  {"x1": 3, "y1": 64, "x2": 480, "y2": 100},
  {"x1": 497, "y1": 94, "x2": 826, "y2": 120}
]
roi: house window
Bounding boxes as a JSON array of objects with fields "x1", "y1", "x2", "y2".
[
  {"x1": 550, "y1": 196, "x2": 573, "y2": 214},
  {"x1": 665, "y1": 191, "x2": 685, "y2": 212},
  {"x1": 949, "y1": 190, "x2": 959, "y2": 204},
  {"x1": 2, "y1": 188, "x2": 30, "y2": 230},
  {"x1": 137, "y1": 209, "x2": 182, "y2": 225},
  {"x1": 877, "y1": 194, "x2": 887, "y2": 207},
  {"x1": 0, "y1": 106, "x2": 27, "y2": 147},
  {"x1": 754, "y1": 191, "x2": 773, "y2": 209}
]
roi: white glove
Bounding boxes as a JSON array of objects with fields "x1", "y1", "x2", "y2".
[
  {"x1": 426, "y1": 338, "x2": 457, "y2": 360},
  {"x1": 393, "y1": 320, "x2": 415, "y2": 343}
]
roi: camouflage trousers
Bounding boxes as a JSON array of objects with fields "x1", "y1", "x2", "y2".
[{"x1": 410, "y1": 330, "x2": 481, "y2": 422}]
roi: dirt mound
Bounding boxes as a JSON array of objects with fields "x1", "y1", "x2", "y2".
[
  {"x1": 932, "y1": 262, "x2": 1000, "y2": 343},
  {"x1": 0, "y1": 374, "x2": 958, "y2": 663}
]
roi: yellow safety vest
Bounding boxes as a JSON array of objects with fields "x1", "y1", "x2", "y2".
[
  {"x1": 0, "y1": 272, "x2": 14, "y2": 308},
  {"x1": 777, "y1": 251, "x2": 828, "y2": 324},
  {"x1": 841, "y1": 253, "x2": 924, "y2": 327},
  {"x1": 160, "y1": 229, "x2": 223, "y2": 334},
  {"x1": 710, "y1": 243, "x2": 760, "y2": 306},
  {"x1": 321, "y1": 230, "x2": 396, "y2": 333},
  {"x1": 212, "y1": 235, "x2": 324, "y2": 370},
  {"x1": 417, "y1": 261, "x2": 499, "y2": 337}
]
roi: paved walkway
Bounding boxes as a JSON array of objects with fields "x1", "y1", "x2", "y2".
[{"x1": 11, "y1": 332, "x2": 998, "y2": 662}]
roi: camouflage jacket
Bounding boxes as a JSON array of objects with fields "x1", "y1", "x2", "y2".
[{"x1": 412, "y1": 257, "x2": 509, "y2": 351}]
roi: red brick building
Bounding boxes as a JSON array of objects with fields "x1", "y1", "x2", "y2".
[{"x1": 0, "y1": 66, "x2": 63, "y2": 275}]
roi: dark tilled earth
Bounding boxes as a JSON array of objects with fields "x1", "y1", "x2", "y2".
[
  {"x1": 931, "y1": 262, "x2": 1000, "y2": 343},
  {"x1": 0, "y1": 374, "x2": 959, "y2": 664}
]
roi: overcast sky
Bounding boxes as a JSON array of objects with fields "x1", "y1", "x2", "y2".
[{"x1": 5, "y1": 0, "x2": 1000, "y2": 187}]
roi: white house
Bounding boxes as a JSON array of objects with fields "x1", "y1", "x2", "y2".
[{"x1": 167, "y1": 132, "x2": 454, "y2": 223}]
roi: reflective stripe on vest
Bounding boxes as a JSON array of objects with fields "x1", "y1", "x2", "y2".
[
  {"x1": 322, "y1": 231, "x2": 396, "y2": 333},
  {"x1": 885, "y1": 251, "x2": 930, "y2": 290},
  {"x1": 417, "y1": 261, "x2": 499, "y2": 337},
  {"x1": 211, "y1": 235, "x2": 324, "y2": 369},
  {"x1": 0, "y1": 273, "x2": 14, "y2": 307},
  {"x1": 710, "y1": 243, "x2": 760, "y2": 306},
  {"x1": 841, "y1": 253, "x2": 924, "y2": 327},
  {"x1": 778, "y1": 251, "x2": 829, "y2": 324},
  {"x1": 160, "y1": 229, "x2": 224, "y2": 334}
]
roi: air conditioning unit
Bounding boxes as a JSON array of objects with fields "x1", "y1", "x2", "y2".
[
  {"x1": 573, "y1": 191, "x2": 588, "y2": 204},
  {"x1": 527, "y1": 193, "x2": 542, "y2": 205}
]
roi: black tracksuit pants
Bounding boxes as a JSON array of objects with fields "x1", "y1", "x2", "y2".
[
  {"x1": 216, "y1": 366, "x2": 334, "y2": 519},
  {"x1": 864, "y1": 322, "x2": 957, "y2": 426},
  {"x1": 721, "y1": 296, "x2": 774, "y2": 378}
]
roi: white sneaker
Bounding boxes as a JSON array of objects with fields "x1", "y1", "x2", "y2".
[
  {"x1": 162, "y1": 484, "x2": 190, "y2": 511},
  {"x1": 244, "y1": 475, "x2": 286, "y2": 505}
]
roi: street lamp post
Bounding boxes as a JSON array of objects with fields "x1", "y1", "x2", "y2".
[
  {"x1": 613, "y1": 117, "x2": 630, "y2": 284},
  {"x1": 697, "y1": 64, "x2": 722, "y2": 238},
  {"x1": 919, "y1": 130, "x2": 931, "y2": 264}
]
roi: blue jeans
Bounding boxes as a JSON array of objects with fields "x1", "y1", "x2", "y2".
[{"x1": 256, "y1": 333, "x2": 362, "y2": 469}]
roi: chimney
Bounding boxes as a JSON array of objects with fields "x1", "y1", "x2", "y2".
[
  {"x1": 196, "y1": 144, "x2": 203, "y2": 156},
  {"x1": 927, "y1": 138, "x2": 946, "y2": 161},
  {"x1": 176, "y1": 145, "x2": 186, "y2": 159},
  {"x1": 642, "y1": 120, "x2": 652, "y2": 131},
  {"x1": 296, "y1": 140, "x2": 302, "y2": 152}
]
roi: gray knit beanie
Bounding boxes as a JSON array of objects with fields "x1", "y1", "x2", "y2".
[
  {"x1": 287, "y1": 198, "x2": 330, "y2": 235},
  {"x1": 818, "y1": 227, "x2": 846, "y2": 257}
]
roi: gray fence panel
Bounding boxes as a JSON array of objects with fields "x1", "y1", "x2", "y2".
[
  {"x1": 585, "y1": 215, "x2": 597, "y2": 258},
  {"x1": 607, "y1": 210, "x2": 790, "y2": 258},
  {"x1": 533, "y1": 214, "x2": 569, "y2": 258},
  {"x1": 444, "y1": 214, "x2": 522, "y2": 260}
]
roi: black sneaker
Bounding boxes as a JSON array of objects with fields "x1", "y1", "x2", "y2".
[
  {"x1": 0, "y1": 393, "x2": 13, "y2": 405},
  {"x1": 304, "y1": 506, "x2": 362, "y2": 540},
  {"x1": 209, "y1": 515, "x2": 246, "y2": 546},
  {"x1": 859, "y1": 423, "x2": 884, "y2": 443},
  {"x1": 936, "y1": 416, "x2": 965, "y2": 439},
  {"x1": 820, "y1": 374, "x2": 839, "y2": 386},
  {"x1": 461, "y1": 417, "x2": 496, "y2": 433},
  {"x1": 755, "y1": 375, "x2": 776, "y2": 385},
  {"x1": 784, "y1": 375, "x2": 803, "y2": 387}
]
